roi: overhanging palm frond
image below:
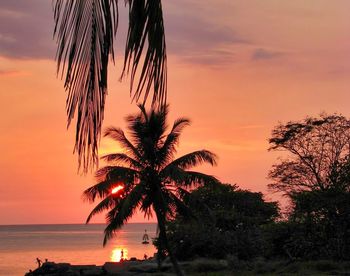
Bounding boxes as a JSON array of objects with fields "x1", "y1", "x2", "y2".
[
  {"x1": 122, "y1": 0, "x2": 167, "y2": 105},
  {"x1": 54, "y1": 0, "x2": 118, "y2": 173}
]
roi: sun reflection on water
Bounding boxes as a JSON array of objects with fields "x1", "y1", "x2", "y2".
[{"x1": 110, "y1": 248, "x2": 128, "y2": 262}]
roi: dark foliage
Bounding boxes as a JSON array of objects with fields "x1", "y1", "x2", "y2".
[
  {"x1": 163, "y1": 182, "x2": 279, "y2": 261},
  {"x1": 268, "y1": 113, "x2": 350, "y2": 194},
  {"x1": 83, "y1": 105, "x2": 218, "y2": 275},
  {"x1": 268, "y1": 114, "x2": 350, "y2": 260}
]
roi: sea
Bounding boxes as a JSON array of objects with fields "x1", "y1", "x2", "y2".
[{"x1": 0, "y1": 223, "x2": 157, "y2": 276}]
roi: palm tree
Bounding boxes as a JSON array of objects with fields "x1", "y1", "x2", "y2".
[
  {"x1": 83, "y1": 105, "x2": 218, "y2": 276},
  {"x1": 53, "y1": 0, "x2": 167, "y2": 172}
]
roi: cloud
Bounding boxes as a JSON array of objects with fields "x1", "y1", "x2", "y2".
[
  {"x1": 0, "y1": 0, "x2": 246, "y2": 66},
  {"x1": 0, "y1": 69, "x2": 21, "y2": 76},
  {"x1": 178, "y1": 49, "x2": 236, "y2": 66},
  {"x1": 164, "y1": 3, "x2": 247, "y2": 66},
  {"x1": 0, "y1": 0, "x2": 55, "y2": 60},
  {"x1": 252, "y1": 48, "x2": 283, "y2": 61}
]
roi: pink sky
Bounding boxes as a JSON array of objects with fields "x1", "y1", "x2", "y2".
[{"x1": 0, "y1": 0, "x2": 349, "y2": 224}]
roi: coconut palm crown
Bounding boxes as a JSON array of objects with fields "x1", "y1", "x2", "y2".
[{"x1": 83, "y1": 105, "x2": 218, "y2": 274}]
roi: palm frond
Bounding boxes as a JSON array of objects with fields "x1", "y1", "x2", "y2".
[
  {"x1": 54, "y1": 0, "x2": 118, "y2": 172},
  {"x1": 86, "y1": 195, "x2": 116, "y2": 223},
  {"x1": 83, "y1": 166, "x2": 138, "y2": 202},
  {"x1": 168, "y1": 191, "x2": 193, "y2": 219},
  {"x1": 121, "y1": 0, "x2": 167, "y2": 105},
  {"x1": 175, "y1": 187, "x2": 191, "y2": 199},
  {"x1": 101, "y1": 153, "x2": 142, "y2": 169},
  {"x1": 139, "y1": 193, "x2": 154, "y2": 219},
  {"x1": 158, "y1": 118, "x2": 191, "y2": 167},
  {"x1": 162, "y1": 165, "x2": 219, "y2": 188},
  {"x1": 83, "y1": 180, "x2": 112, "y2": 203},
  {"x1": 181, "y1": 171, "x2": 220, "y2": 187},
  {"x1": 103, "y1": 183, "x2": 144, "y2": 245},
  {"x1": 104, "y1": 127, "x2": 142, "y2": 161},
  {"x1": 164, "y1": 150, "x2": 218, "y2": 171},
  {"x1": 126, "y1": 104, "x2": 167, "y2": 143}
]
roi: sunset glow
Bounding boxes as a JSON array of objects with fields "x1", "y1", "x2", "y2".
[
  {"x1": 111, "y1": 185, "x2": 124, "y2": 195},
  {"x1": 0, "y1": 0, "x2": 349, "y2": 224},
  {"x1": 110, "y1": 248, "x2": 128, "y2": 262}
]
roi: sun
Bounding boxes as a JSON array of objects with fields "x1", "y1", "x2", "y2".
[
  {"x1": 111, "y1": 185, "x2": 124, "y2": 194},
  {"x1": 110, "y1": 247, "x2": 128, "y2": 262}
]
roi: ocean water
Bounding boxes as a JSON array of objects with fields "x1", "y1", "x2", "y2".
[{"x1": 0, "y1": 223, "x2": 157, "y2": 276}]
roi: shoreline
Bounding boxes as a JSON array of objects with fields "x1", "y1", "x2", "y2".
[
  {"x1": 25, "y1": 259, "x2": 172, "y2": 276},
  {"x1": 25, "y1": 258, "x2": 350, "y2": 276}
]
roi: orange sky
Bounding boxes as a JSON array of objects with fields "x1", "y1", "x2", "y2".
[{"x1": 0, "y1": 0, "x2": 349, "y2": 224}]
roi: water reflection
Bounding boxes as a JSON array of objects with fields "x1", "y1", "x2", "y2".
[{"x1": 110, "y1": 247, "x2": 128, "y2": 262}]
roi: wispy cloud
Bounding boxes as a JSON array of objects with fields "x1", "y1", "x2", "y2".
[
  {"x1": 252, "y1": 48, "x2": 284, "y2": 61},
  {"x1": 0, "y1": 0, "x2": 246, "y2": 67},
  {"x1": 165, "y1": 2, "x2": 247, "y2": 66},
  {"x1": 0, "y1": 0, "x2": 55, "y2": 59},
  {"x1": 0, "y1": 69, "x2": 21, "y2": 76}
]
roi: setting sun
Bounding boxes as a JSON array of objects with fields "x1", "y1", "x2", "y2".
[
  {"x1": 111, "y1": 185, "x2": 124, "y2": 195},
  {"x1": 110, "y1": 248, "x2": 128, "y2": 262}
]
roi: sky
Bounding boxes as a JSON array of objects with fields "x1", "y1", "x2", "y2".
[{"x1": 0, "y1": 0, "x2": 349, "y2": 224}]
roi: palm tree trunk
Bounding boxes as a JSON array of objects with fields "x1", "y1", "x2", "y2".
[{"x1": 154, "y1": 208, "x2": 185, "y2": 276}]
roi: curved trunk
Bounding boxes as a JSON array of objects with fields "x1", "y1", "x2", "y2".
[{"x1": 154, "y1": 208, "x2": 185, "y2": 276}]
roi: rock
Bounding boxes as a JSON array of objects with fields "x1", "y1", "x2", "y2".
[
  {"x1": 103, "y1": 262, "x2": 126, "y2": 274},
  {"x1": 27, "y1": 262, "x2": 75, "y2": 275}
]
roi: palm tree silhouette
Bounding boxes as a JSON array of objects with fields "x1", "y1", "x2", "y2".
[
  {"x1": 54, "y1": 1, "x2": 167, "y2": 172},
  {"x1": 83, "y1": 105, "x2": 218, "y2": 275}
]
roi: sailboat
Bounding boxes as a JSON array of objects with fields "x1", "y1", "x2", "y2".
[{"x1": 142, "y1": 230, "x2": 150, "y2": 244}]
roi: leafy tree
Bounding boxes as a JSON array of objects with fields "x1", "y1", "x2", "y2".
[
  {"x1": 166, "y1": 182, "x2": 279, "y2": 260},
  {"x1": 53, "y1": 1, "x2": 167, "y2": 172},
  {"x1": 83, "y1": 105, "x2": 218, "y2": 275},
  {"x1": 268, "y1": 114, "x2": 350, "y2": 259},
  {"x1": 289, "y1": 190, "x2": 350, "y2": 259},
  {"x1": 268, "y1": 114, "x2": 350, "y2": 194}
]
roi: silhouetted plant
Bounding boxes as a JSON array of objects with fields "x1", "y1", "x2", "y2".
[
  {"x1": 54, "y1": 0, "x2": 167, "y2": 172},
  {"x1": 165, "y1": 182, "x2": 279, "y2": 261},
  {"x1": 268, "y1": 113, "x2": 350, "y2": 260},
  {"x1": 268, "y1": 113, "x2": 350, "y2": 194},
  {"x1": 83, "y1": 105, "x2": 218, "y2": 275}
]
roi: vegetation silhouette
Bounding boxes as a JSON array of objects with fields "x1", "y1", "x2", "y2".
[
  {"x1": 53, "y1": 1, "x2": 167, "y2": 172},
  {"x1": 269, "y1": 113, "x2": 350, "y2": 194},
  {"x1": 164, "y1": 182, "x2": 279, "y2": 261},
  {"x1": 83, "y1": 104, "x2": 218, "y2": 275},
  {"x1": 165, "y1": 113, "x2": 350, "y2": 267},
  {"x1": 268, "y1": 113, "x2": 350, "y2": 260}
]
